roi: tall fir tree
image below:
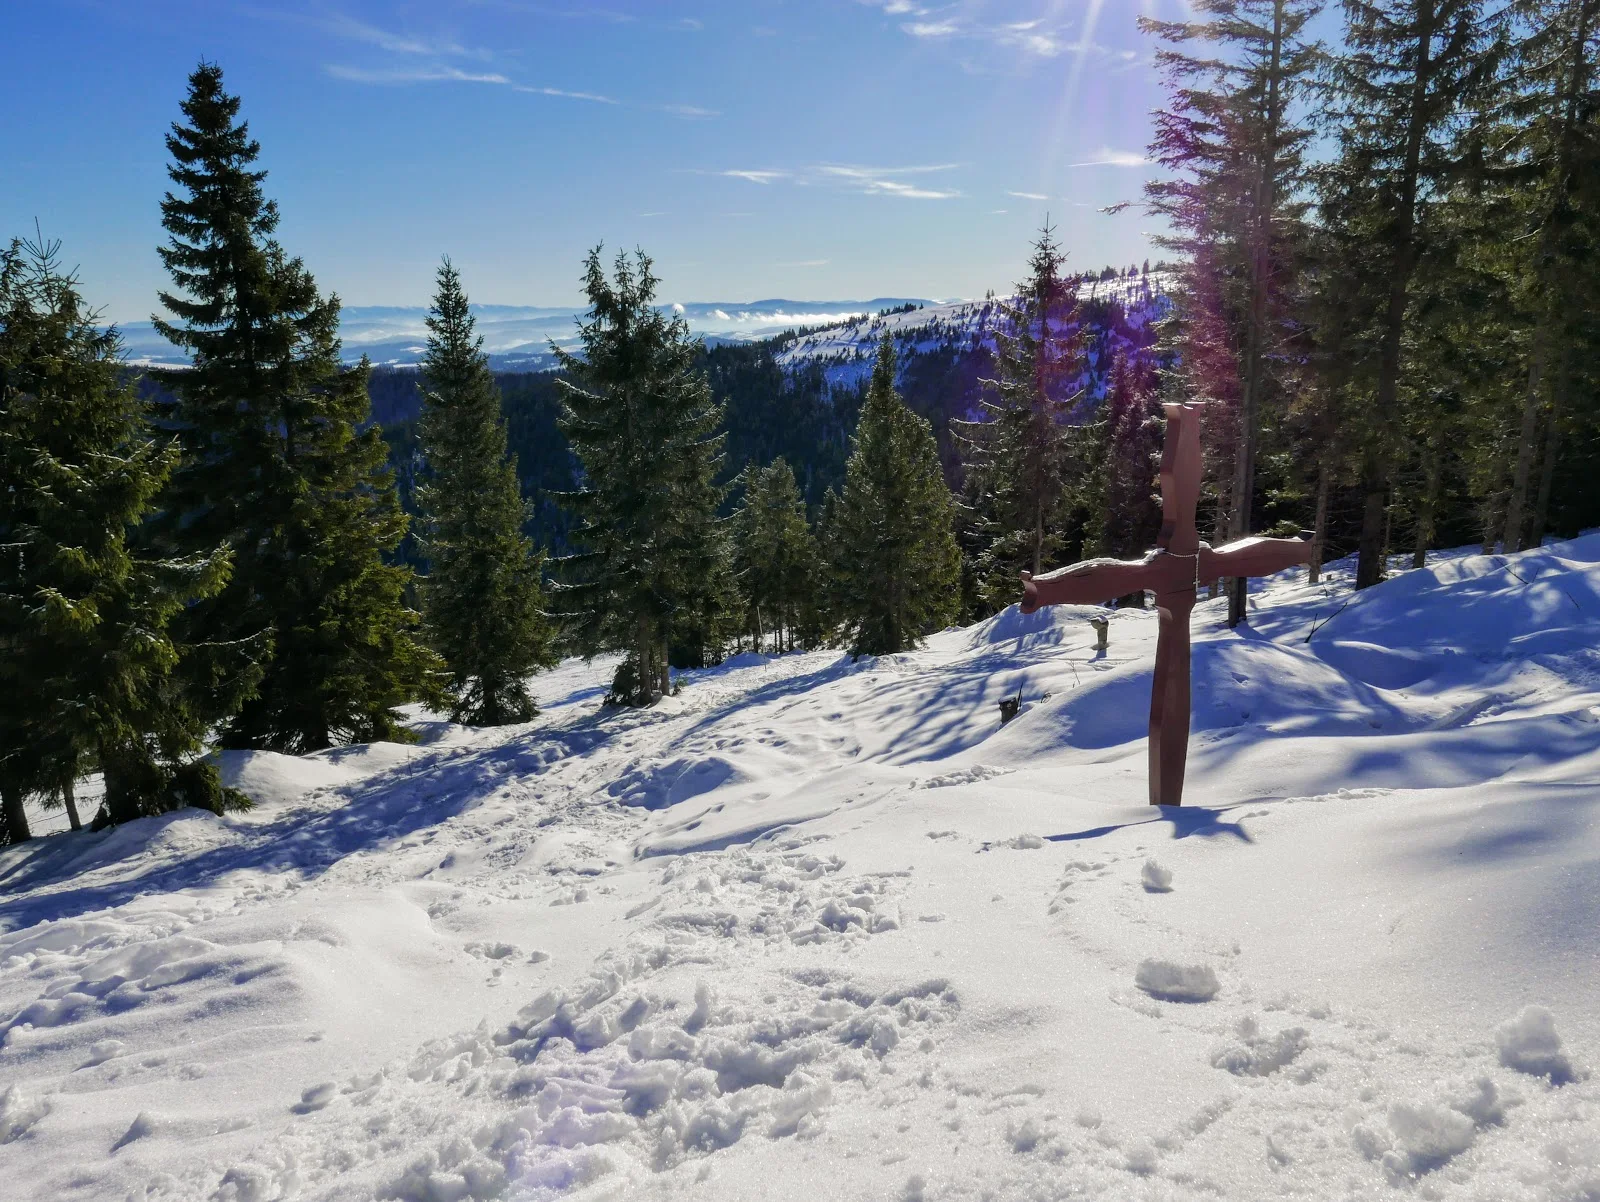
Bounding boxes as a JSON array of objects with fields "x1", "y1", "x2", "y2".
[
  {"x1": 1099, "y1": 348, "x2": 1166, "y2": 567},
  {"x1": 0, "y1": 236, "x2": 241, "y2": 843},
  {"x1": 954, "y1": 225, "x2": 1086, "y2": 615},
  {"x1": 154, "y1": 62, "x2": 438, "y2": 752},
  {"x1": 1497, "y1": 0, "x2": 1599, "y2": 548},
  {"x1": 822, "y1": 336, "x2": 961, "y2": 657},
  {"x1": 416, "y1": 260, "x2": 555, "y2": 725},
  {"x1": 731, "y1": 457, "x2": 821, "y2": 654},
  {"x1": 1321, "y1": 0, "x2": 1505, "y2": 587},
  {"x1": 553, "y1": 247, "x2": 729, "y2": 705},
  {"x1": 1142, "y1": 0, "x2": 1322, "y2": 620}
]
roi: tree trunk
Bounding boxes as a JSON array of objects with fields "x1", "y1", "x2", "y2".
[
  {"x1": 1531, "y1": 349, "x2": 1568, "y2": 544},
  {"x1": 1357, "y1": 0, "x2": 1435, "y2": 591},
  {"x1": 637, "y1": 616, "x2": 654, "y2": 706},
  {"x1": 1503, "y1": 337, "x2": 1546, "y2": 552},
  {"x1": 1228, "y1": 0, "x2": 1287, "y2": 629},
  {"x1": 1356, "y1": 468, "x2": 1389, "y2": 590},
  {"x1": 1, "y1": 779, "x2": 31, "y2": 844},
  {"x1": 1413, "y1": 434, "x2": 1441, "y2": 569},
  {"x1": 62, "y1": 777, "x2": 82, "y2": 832},
  {"x1": 1309, "y1": 463, "x2": 1330, "y2": 586}
]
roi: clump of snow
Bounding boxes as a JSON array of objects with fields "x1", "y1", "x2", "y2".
[
  {"x1": 0, "y1": 1085, "x2": 48, "y2": 1144},
  {"x1": 1140, "y1": 858, "x2": 1173, "y2": 893},
  {"x1": 1209, "y1": 1016, "x2": 1308, "y2": 1076},
  {"x1": 79, "y1": 1038, "x2": 126, "y2": 1068},
  {"x1": 1497, "y1": 1005, "x2": 1580, "y2": 1084},
  {"x1": 920, "y1": 764, "x2": 1013, "y2": 789},
  {"x1": 995, "y1": 834, "x2": 1044, "y2": 850},
  {"x1": 293, "y1": 1082, "x2": 336, "y2": 1114},
  {"x1": 1135, "y1": 959, "x2": 1220, "y2": 1003},
  {"x1": 1449, "y1": 1076, "x2": 1506, "y2": 1127},
  {"x1": 1356, "y1": 1100, "x2": 1478, "y2": 1181},
  {"x1": 111, "y1": 1110, "x2": 158, "y2": 1151},
  {"x1": 1124, "y1": 1139, "x2": 1159, "y2": 1174}
]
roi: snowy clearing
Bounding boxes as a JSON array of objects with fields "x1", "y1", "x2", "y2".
[{"x1": 4, "y1": 538, "x2": 1600, "y2": 1200}]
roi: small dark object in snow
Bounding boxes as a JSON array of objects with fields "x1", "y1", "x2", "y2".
[{"x1": 998, "y1": 692, "x2": 1022, "y2": 725}]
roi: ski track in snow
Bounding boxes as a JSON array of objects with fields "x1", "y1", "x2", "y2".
[{"x1": 4, "y1": 541, "x2": 1600, "y2": 1199}]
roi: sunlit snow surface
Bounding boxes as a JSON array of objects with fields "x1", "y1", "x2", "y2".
[{"x1": 4, "y1": 539, "x2": 1600, "y2": 1200}]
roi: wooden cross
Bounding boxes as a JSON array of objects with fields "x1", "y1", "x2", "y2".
[{"x1": 1019, "y1": 402, "x2": 1312, "y2": 807}]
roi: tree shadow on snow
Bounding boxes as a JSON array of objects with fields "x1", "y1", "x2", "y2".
[{"x1": 0, "y1": 713, "x2": 634, "y2": 932}]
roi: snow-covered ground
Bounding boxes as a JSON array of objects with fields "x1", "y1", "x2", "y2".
[{"x1": 4, "y1": 538, "x2": 1600, "y2": 1201}]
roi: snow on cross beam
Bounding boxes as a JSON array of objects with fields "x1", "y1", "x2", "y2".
[{"x1": 1019, "y1": 402, "x2": 1313, "y2": 807}]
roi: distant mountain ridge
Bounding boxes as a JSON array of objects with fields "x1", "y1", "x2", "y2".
[{"x1": 116, "y1": 297, "x2": 939, "y2": 371}]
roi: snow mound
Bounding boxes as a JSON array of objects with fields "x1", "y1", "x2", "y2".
[{"x1": 963, "y1": 601, "x2": 1105, "y2": 652}]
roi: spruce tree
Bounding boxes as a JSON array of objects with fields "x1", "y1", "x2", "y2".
[
  {"x1": 954, "y1": 225, "x2": 1085, "y2": 615},
  {"x1": 1497, "y1": 0, "x2": 1599, "y2": 549},
  {"x1": 553, "y1": 247, "x2": 728, "y2": 705},
  {"x1": 732, "y1": 458, "x2": 821, "y2": 654},
  {"x1": 1142, "y1": 0, "x2": 1322, "y2": 621},
  {"x1": 822, "y1": 336, "x2": 961, "y2": 657},
  {"x1": 1322, "y1": 1, "x2": 1505, "y2": 587},
  {"x1": 416, "y1": 260, "x2": 554, "y2": 725},
  {"x1": 1100, "y1": 349, "x2": 1165, "y2": 565},
  {"x1": 154, "y1": 62, "x2": 438, "y2": 752},
  {"x1": 0, "y1": 236, "x2": 239, "y2": 843}
]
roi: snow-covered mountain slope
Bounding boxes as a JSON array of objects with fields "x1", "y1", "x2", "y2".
[
  {"x1": 5, "y1": 537, "x2": 1600, "y2": 1201},
  {"x1": 775, "y1": 271, "x2": 1169, "y2": 391},
  {"x1": 115, "y1": 298, "x2": 937, "y2": 372}
]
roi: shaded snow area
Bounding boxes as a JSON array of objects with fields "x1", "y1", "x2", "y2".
[{"x1": 5, "y1": 538, "x2": 1600, "y2": 1200}]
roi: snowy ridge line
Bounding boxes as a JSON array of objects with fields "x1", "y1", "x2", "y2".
[{"x1": 774, "y1": 271, "x2": 1171, "y2": 392}]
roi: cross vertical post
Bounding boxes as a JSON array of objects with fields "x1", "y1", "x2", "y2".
[{"x1": 1019, "y1": 403, "x2": 1312, "y2": 806}]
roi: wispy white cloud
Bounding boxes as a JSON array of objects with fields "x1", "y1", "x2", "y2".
[
  {"x1": 325, "y1": 64, "x2": 510, "y2": 84},
  {"x1": 862, "y1": 179, "x2": 961, "y2": 199},
  {"x1": 513, "y1": 84, "x2": 618, "y2": 103},
  {"x1": 324, "y1": 15, "x2": 480, "y2": 58},
  {"x1": 860, "y1": 1, "x2": 1117, "y2": 63},
  {"x1": 777, "y1": 259, "x2": 831, "y2": 268},
  {"x1": 716, "y1": 169, "x2": 790, "y2": 184},
  {"x1": 1066, "y1": 148, "x2": 1148, "y2": 168},
  {"x1": 1006, "y1": 190, "x2": 1048, "y2": 200},
  {"x1": 820, "y1": 163, "x2": 963, "y2": 199},
  {"x1": 659, "y1": 103, "x2": 720, "y2": 118}
]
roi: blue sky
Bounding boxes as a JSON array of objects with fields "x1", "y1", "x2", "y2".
[{"x1": 3, "y1": 1, "x2": 1185, "y2": 321}]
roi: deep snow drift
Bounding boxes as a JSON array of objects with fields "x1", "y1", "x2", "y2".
[{"x1": 3, "y1": 539, "x2": 1600, "y2": 1201}]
